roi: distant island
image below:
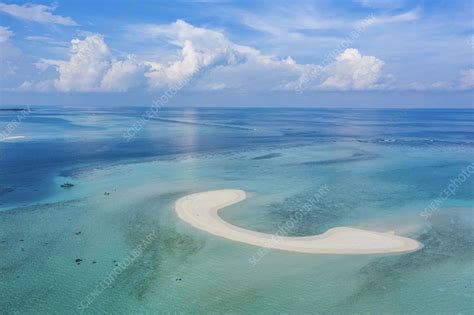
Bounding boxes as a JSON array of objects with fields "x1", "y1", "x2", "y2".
[{"x1": 0, "y1": 108, "x2": 30, "y2": 112}]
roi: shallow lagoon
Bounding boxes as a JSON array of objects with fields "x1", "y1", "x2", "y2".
[{"x1": 0, "y1": 108, "x2": 473, "y2": 313}]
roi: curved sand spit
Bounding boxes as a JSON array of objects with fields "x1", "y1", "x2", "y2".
[{"x1": 175, "y1": 189, "x2": 422, "y2": 254}]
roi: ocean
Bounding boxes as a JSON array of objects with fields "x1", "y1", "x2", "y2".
[{"x1": 1, "y1": 107, "x2": 473, "y2": 314}]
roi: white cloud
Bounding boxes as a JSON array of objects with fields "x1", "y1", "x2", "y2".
[
  {"x1": 18, "y1": 20, "x2": 396, "y2": 93},
  {"x1": 0, "y1": 2, "x2": 77, "y2": 26},
  {"x1": 406, "y1": 81, "x2": 453, "y2": 91},
  {"x1": 241, "y1": 5, "x2": 344, "y2": 36},
  {"x1": 1, "y1": 26, "x2": 41, "y2": 89},
  {"x1": 101, "y1": 56, "x2": 147, "y2": 92},
  {"x1": 141, "y1": 19, "x2": 249, "y2": 88},
  {"x1": 318, "y1": 48, "x2": 388, "y2": 90},
  {"x1": 0, "y1": 25, "x2": 21, "y2": 76},
  {"x1": 357, "y1": 0, "x2": 406, "y2": 9},
  {"x1": 26, "y1": 35, "x2": 54, "y2": 41},
  {"x1": 17, "y1": 79, "x2": 53, "y2": 92},
  {"x1": 0, "y1": 25, "x2": 12, "y2": 42},
  {"x1": 25, "y1": 35, "x2": 69, "y2": 52},
  {"x1": 460, "y1": 68, "x2": 474, "y2": 90},
  {"x1": 133, "y1": 20, "x2": 321, "y2": 91},
  {"x1": 359, "y1": 9, "x2": 420, "y2": 27},
  {"x1": 48, "y1": 35, "x2": 111, "y2": 91},
  {"x1": 406, "y1": 69, "x2": 474, "y2": 91},
  {"x1": 281, "y1": 48, "x2": 391, "y2": 91},
  {"x1": 28, "y1": 35, "x2": 148, "y2": 92},
  {"x1": 234, "y1": 5, "x2": 420, "y2": 66},
  {"x1": 202, "y1": 82, "x2": 227, "y2": 90},
  {"x1": 241, "y1": 5, "x2": 418, "y2": 40}
]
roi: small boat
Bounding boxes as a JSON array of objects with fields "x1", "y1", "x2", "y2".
[{"x1": 60, "y1": 182, "x2": 75, "y2": 188}]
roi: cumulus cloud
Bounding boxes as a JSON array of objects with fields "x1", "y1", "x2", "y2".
[
  {"x1": 281, "y1": 48, "x2": 391, "y2": 91},
  {"x1": 136, "y1": 20, "x2": 323, "y2": 91},
  {"x1": 27, "y1": 35, "x2": 148, "y2": 92},
  {"x1": 136, "y1": 21, "x2": 396, "y2": 92},
  {"x1": 50, "y1": 35, "x2": 111, "y2": 91},
  {"x1": 141, "y1": 19, "x2": 249, "y2": 88},
  {"x1": 318, "y1": 48, "x2": 388, "y2": 90},
  {"x1": 17, "y1": 20, "x2": 394, "y2": 93},
  {"x1": 0, "y1": 2, "x2": 77, "y2": 26},
  {"x1": 101, "y1": 56, "x2": 148, "y2": 92}
]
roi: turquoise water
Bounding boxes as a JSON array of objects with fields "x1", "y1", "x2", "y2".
[{"x1": 0, "y1": 108, "x2": 473, "y2": 313}]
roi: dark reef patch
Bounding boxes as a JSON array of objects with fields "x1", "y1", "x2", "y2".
[
  {"x1": 264, "y1": 189, "x2": 355, "y2": 236},
  {"x1": 113, "y1": 190, "x2": 205, "y2": 302},
  {"x1": 0, "y1": 186, "x2": 15, "y2": 196},
  {"x1": 335, "y1": 210, "x2": 474, "y2": 310},
  {"x1": 252, "y1": 153, "x2": 282, "y2": 160},
  {"x1": 301, "y1": 151, "x2": 377, "y2": 166}
]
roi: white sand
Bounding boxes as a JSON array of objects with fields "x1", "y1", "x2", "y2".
[
  {"x1": 175, "y1": 189, "x2": 422, "y2": 254},
  {"x1": 1, "y1": 136, "x2": 26, "y2": 141}
]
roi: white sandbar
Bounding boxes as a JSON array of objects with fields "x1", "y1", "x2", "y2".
[
  {"x1": 175, "y1": 189, "x2": 422, "y2": 254},
  {"x1": 1, "y1": 135, "x2": 26, "y2": 141}
]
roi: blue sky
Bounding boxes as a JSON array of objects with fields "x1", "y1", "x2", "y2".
[{"x1": 0, "y1": 0, "x2": 473, "y2": 107}]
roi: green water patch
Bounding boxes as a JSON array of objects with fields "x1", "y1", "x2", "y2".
[
  {"x1": 0, "y1": 199, "x2": 84, "y2": 275},
  {"x1": 332, "y1": 209, "x2": 474, "y2": 313},
  {"x1": 372, "y1": 161, "x2": 474, "y2": 202},
  {"x1": 264, "y1": 188, "x2": 354, "y2": 235},
  {"x1": 90, "y1": 190, "x2": 207, "y2": 304}
]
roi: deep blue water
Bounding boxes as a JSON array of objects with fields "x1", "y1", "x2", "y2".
[{"x1": 1, "y1": 107, "x2": 473, "y2": 208}]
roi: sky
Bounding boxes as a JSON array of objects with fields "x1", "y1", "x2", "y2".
[{"x1": 0, "y1": 0, "x2": 473, "y2": 108}]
